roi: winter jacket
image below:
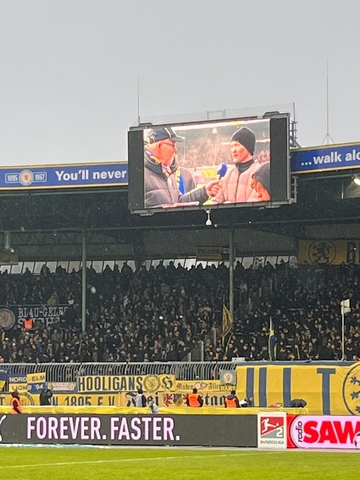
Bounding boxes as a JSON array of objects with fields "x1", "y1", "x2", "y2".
[
  {"x1": 214, "y1": 160, "x2": 260, "y2": 204},
  {"x1": 39, "y1": 389, "x2": 53, "y2": 406},
  {"x1": 135, "y1": 393, "x2": 147, "y2": 407},
  {"x1": 145, "y1": 150, "x2": 208, "y2": 208}
]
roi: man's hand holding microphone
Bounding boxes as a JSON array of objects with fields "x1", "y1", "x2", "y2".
[{"x1": 204, "y1": 163, "x2": 227, "y2": 197}]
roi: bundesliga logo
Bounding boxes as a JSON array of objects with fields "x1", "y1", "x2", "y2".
[{"x1": 260, "y1": 415, "x2": 285, "y2": 439}]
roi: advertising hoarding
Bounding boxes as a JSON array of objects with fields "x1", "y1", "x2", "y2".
[
  {"x1": 0, "y1": 305, "x2": 68, "y2": 330},
  {"x1": 297, "y1": 239, "x2": 360, "y2": 265},
  {"x1": 289, "y1": 415, "x2": 360, "y2": 450},
  {"x1": 257, "y1": 412, "x2": 287, "y2": 449},
  {"x1": 128, "y1": 114, "x2": 290, "y2": 213},
  {"x1": 0, "y1": 414, "x2": 257, "y2": 447},
  {"x1": 76, "y1": 374, "x2": 176, "y2": 393},
  {"x1": 0, "y1": 162, "x2": 128, "y2": 190},
  {"x1": 291, "y1": 142, "x2": 360, "y2": 174}
]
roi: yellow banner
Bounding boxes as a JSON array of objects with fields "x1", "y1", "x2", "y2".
[
  {"x1": 9, "y1": 383, "x2": 28, "y2": 393},
  {"x1": 119, "y1": 391, "x2": 229, "y2": 408},
  {"x1": 222, "y1": 305, "x2": 233, "y2": 345},
  {"x1": 297, "y1": 239, "x2": 360, "y2": 265},
  {"x1": 77, "y1": 374, "x2": 176, "y2": 393},
  {"x1": 236, "y1": 364, "x2": 360, "y2": 415},
  {"x1": 0, "y1": 404, "x2": 306, "y2": 416},
  {"x1": 198, "y1": 166, "x2": 217, "y2": 182},
  {"x1": 5, "y1": 365, "x2": 360, "y2": 415},
  {"x1": 27, "y1": 372, "x2": 46, "y2": 384},
  {"x1": 174, "y1": 380, "x2": 232, "y2": 392},
  {"x1": 0, "y1": 391, "x2": 229, "y2": 408},
  {"x1": 0, "y1": 393, "x2": 120, "y2": 407},
  {"x1": 52, "y1": 393, "x2": 120, "y2": 407}
]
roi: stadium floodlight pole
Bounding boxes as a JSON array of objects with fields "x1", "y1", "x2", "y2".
[{"x1": 81, "y1": 233, "x2": 87, "y2": 332}]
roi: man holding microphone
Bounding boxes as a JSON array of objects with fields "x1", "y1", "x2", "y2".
[{"x1": 144, "y1": 127, "x2": 221, "y2": 208}]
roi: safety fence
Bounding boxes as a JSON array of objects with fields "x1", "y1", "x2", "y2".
[{"x1": 0, "y1": 361, "x2": 236, "y2": 383}]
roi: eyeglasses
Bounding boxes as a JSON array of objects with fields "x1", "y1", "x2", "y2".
[{"x1": 161, "y1": 141, "x2": 176, "y2": 148}]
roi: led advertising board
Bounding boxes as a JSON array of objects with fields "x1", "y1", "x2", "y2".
[
  {"x1": 289, "y1": 415, "x2": 360, "y2": 450},
  {"x1": 291, "y1": 142, "x2": 360, "y2": 174},
  {"x1": 0, "y1": 414, "x2": 257, "y2": 447},
  {"x1": 128, "y1": 114, "x2": 290, "y2": 213},
  {"x1": 0, "y1": 162, "x2": 128, "y2": 190}
]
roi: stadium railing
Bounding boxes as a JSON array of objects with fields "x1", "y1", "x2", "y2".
[{"x1": 0, "y1": 361, "x2": 236, "y2": 383}]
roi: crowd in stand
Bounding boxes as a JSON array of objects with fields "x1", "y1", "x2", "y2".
[
  {"x1": 0, "y1": 260, "x2": 360, "y2": 364},
  {"x1": 179, "y1": 135, "x2": 269, "y2": 171}
]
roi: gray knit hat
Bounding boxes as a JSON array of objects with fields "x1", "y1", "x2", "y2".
[{"x1": 253, "y1": 163, "x2": 270, "y2": 194}]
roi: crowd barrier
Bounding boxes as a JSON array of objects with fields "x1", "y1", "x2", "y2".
[
  {"x1": 0, "y1": 361, "x2": 234, "y2": 382},
  {"x1": 1, "y1": 410, "x2": 359, "y2": 450},
  {"x1": 2, "y1": 361, "x2": 360, "y2": 415}
]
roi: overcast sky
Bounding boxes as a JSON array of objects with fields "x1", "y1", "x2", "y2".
[{"x1": 0, "y1": 0, "x2": 359, "y2": 165}]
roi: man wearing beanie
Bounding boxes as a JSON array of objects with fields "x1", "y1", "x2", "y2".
[{"x1": 213, "y1": 126, "x2": 261, "y2": 204}]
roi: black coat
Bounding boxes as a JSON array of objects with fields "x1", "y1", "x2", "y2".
[{"x1": 39, "y1": 389, "x2": 53, "y2": 406}]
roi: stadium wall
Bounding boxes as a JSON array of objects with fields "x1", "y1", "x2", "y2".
[
  {"x1": 0, "y1": 412, "x2": 258, "y2": 447},
  {"x1": 1, "y1": 362, "x2": 359, "y2": 415}
]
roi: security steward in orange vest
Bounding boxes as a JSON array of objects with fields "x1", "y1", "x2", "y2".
[
  {"x1": 225, "y1": 390, "x2": 240, "y2": 408},
  {"x1": 24, "y1": 314, "x2": 34, "y2": 331},
  {"x1": 11, "y1": 390, "x2": 23, "y2": 414},
  {"x1": 186, "y1": 388, "x2": 203, "y2": 407}
]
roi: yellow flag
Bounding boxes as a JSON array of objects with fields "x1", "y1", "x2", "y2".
[{"x1": 222, "y1": 305, "x2": 233, "y2": 346}]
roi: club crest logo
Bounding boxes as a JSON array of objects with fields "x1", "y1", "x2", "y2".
[
  {"x1": 0, "y1": 309, "x2": 16, "y2": 330},
  {"x1": 19, "y1": 170, "x2": 34, "y2": 186},
  {"x1": 342, "y1": 364, "x2": 360, "y2": 415},
  {"x1": 220, "y1": 370, "x2": 236, "y2": 386},
  {"x1": 308, "y1": 240, "x2": 336, "y2": 264},
  {"x1": 143, "y1": 375, "x2": 161, "y2": 393},
  {"x1": 257, "y1": 412, "x2": 286, "y2": 449},
  {"x1": 260, "y1": 415, "x2": 285, "y2": 438}
]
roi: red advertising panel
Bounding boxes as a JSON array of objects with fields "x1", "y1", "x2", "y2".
[
  {"x1": 257, "y1": 412, "x2": 287, "y2": 449},
  {"x1": 289, "y1": 415, "x2": 360, "y2": 450}
]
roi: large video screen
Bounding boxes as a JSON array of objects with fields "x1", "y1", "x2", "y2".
[{"x1": 128, "y1": 114, "x2": 290, "y2": 213}]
